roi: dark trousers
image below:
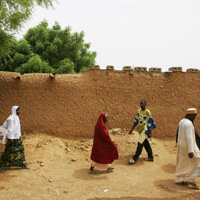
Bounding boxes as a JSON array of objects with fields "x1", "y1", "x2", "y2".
[{"x1": 133, "y1": 139, "x2": 153, "y2": 161}]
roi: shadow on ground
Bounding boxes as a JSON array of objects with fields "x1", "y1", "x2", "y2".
[{"x1": 87, "y1": 192, "x2": 200, "y2": 200}]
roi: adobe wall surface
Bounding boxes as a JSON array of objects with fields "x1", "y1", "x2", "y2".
[{"x1": 0, "y1": 70, "x2": 200, "y2": 139}]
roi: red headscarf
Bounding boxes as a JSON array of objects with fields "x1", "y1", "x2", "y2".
[{"x1": 91, "y1": 113, "x2": 119, "y2": 164}]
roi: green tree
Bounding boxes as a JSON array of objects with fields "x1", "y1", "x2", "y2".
[
  {"x1": 55, "y1": 58, "x2": 75, "y2": 74},
  {"x1": 0, "y1": 30, "x2": 14, "y2": 61},
  {"x1": 0, "y1": 0, "x2": 56, "y2": 59},
  {"x1": 24, "y1": 21, "x2": 96, "y2": 73},
  {"x1": 0, "y1": 36, "x2": 15, "y2": 71},
  {"x1": 0, "y1": 39, "x2": 32, "y2": 71},
  {"x1": 73, "y1": 32, "x2": 96, "y2": 73},
  {"x1": 0, "y1": 21, "x2": 96, "y2": 74},
  {"x1": 15, "y1": 54, "x2": 54, "y2": 74}
]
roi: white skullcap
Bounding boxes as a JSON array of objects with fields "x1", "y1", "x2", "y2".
[{"x1": 187, "y1": 108, "x2": 197, "y2": 114}]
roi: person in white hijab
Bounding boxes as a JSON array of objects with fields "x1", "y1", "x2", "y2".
[
  {"x1": 175, "y1": 108, "x2": 200, "y2": 189},
  {"x1": 0, "y1": 106, "x2": 29, "y2": 171},
  {"x1": 3, "y1": 106, "x2": 22, "y2": 139}
]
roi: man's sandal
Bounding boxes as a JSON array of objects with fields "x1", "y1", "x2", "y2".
[
  {"x1": 144, "y1": 158, "x2": 154, "y2": 162},
  {"x1": 175, "y1": 181, "x2": 187, "y2": 185},
  {"x1": 187, "y1": 182, "x2": 200, "y2": 190},
  {"x1": 128, "y1": 158, "x2": 136, "y2": 165}
]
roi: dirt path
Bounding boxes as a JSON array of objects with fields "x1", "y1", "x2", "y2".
[{"x1": 0, "y1": 130, "x2": 199, "y2": 200}]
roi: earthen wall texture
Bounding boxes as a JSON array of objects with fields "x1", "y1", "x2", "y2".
[{"x1": 0, "y1": 70, "x2": 200, "y2": 139}]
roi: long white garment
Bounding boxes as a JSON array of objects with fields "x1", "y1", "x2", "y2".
[
  {"x1": 175, "y1": 118, "x2": 200, "y2": 177},
  {"x1": 2, "y1": 106, "x2": 21, "y2": 139}
]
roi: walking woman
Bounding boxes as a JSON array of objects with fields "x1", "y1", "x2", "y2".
[
  {"x1": 0, "y1": 106, "x2": 29, "y2": 171},
  {"x1": 88, "y1": 113, "x2": 119, "y2": 174}
]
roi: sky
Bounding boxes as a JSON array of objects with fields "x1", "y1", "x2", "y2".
[{"x1": 16, "y1": 0, "x2": 200, "y2": 72}]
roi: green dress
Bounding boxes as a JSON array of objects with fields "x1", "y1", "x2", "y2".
[{"x1": 0, "y1": 137, "x2": 26, "y2": 168}]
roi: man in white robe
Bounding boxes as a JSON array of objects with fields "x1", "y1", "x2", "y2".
[{"x1": 175, "y1": 108, "x2": 200, "y2": 189}]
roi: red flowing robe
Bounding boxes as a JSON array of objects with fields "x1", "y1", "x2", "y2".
[{"x1": 91, "y1": 113, "x2": 119, "y2": 164}]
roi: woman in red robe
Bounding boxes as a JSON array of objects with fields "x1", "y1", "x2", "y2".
[{"x1": 89, "y1": 113, "x2": 119, "y2": 174}]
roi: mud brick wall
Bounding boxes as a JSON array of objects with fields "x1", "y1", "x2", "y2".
[{"x1": 0, "y1": 70, "x2": 200, "y2": 138}]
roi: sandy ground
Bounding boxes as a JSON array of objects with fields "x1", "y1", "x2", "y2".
[{"x1": 0, "y1": 129, "x2": 200, "y2": 200}]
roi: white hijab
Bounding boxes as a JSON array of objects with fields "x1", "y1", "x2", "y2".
[{"x1": 3, "y1": 106, "x2": 21, "y2": 139}]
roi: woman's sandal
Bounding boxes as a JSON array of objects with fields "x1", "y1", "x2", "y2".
[
  {"x1": 106, "y1": 167, "x2": 114, "y2": 173},
  {"x1": 22, "y1": 166, "x2": 30, "y2": 169},
  {"x1": 88, "y1": 170, "x2": 97, "y2": 174},
  {"x1": 187, "y1": 182, "x2": 200, "y2": 190}
]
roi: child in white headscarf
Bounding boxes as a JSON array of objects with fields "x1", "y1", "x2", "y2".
[{"x1": 0, "y1": 106, "x2": 29, "y2": 171}]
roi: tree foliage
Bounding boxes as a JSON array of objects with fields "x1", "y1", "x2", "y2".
[
  {"x1": 0, "y1": 0, "x2": 55, "y2": 32},
  {"x1": 55, "y1": 58, "x2": 75, "y2": 74},
  {"x1": 0, "y1": 0, "x2": 56, "y2": 59},
  {"x1": 15, "y1": 55, "x2": 54, "y2": 73},
  {"x1": 0, "y1": 21, "x2": 96, "y2": 74}
]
